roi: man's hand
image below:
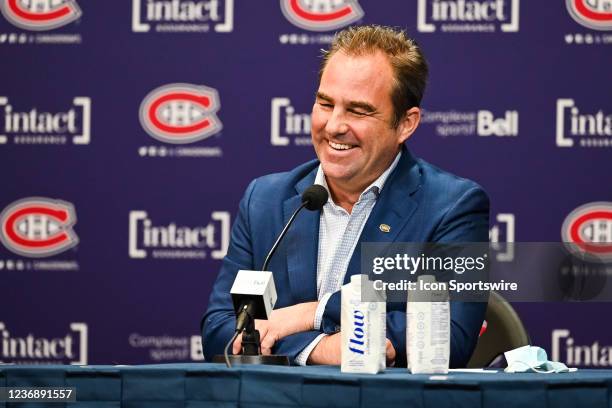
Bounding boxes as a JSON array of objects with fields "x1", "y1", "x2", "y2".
[
  {"x1": 307, "y1": 332, "x2": 342, "y2": 365},
  {"x1": 307, "y1": 333, "x2": 397, "y2": 366},
  {"x1": 232, "y1": 301, "x2": 318, "y2": 355},
  {"x1": 385, "y1": 338, "x2": 396, "y2": 366}
]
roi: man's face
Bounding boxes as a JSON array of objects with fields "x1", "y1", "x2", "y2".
[{"x1": 311, "y1": 51, "x2": 414, "y2": 193}]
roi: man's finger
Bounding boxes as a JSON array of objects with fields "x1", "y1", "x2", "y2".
[
  {"x1": 385, "y1": 339, "x2": 396, "y2": 365},
  {"x1": 256, "y1": 323, "x2": 269, "y2": 340},
  {"x1": 260, "y1": 331, "x2": 278, "y2": 353},
  {"x1": 232, "y1": 332, "x2": 243, "y2": 355}
]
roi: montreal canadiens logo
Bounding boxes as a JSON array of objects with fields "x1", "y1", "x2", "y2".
[
  {"x1": 0, "y1": 0, "x2": 81, "y2": 31},
  {"x1": 0, "y1": 198, "x2": 79, "y2": 257},
  {"x1": 566, "y1": 0, "x2": 612, "y2": 31},
  {"x1": 280, "y1": 0, "x2": 364, "y2": 32},
  {"x1": 139, "y1": 83, "x2": 222, "y2": 145},
  {"x1": 562, "y1": 202, "x2": 612, "y2": 261}
]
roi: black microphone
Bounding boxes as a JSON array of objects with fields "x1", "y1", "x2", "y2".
[
  {"x1": 235, "y1": 185, "x2": 327, "y2": 329},
  {"x1": 262, "y1": 184, "x2": 328, "y2": 271},
  {"x1": 302, "y1": 184, "x2": 328, "y2": 211},
  {"x1": 219, "y1": 184, "x2": 329, "y2": 367}
]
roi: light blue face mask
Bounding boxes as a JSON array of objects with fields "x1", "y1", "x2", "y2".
[{"x1": 503, "y1": 346, "x2": 574, "y2": 373}]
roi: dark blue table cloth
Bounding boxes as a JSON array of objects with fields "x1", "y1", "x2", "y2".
[{"x1": 1, "y1": 363, "x2": 611, "y2": 408}]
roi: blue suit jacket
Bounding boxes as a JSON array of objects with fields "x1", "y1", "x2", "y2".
[{"x1": 202, "y1": 147, "x2": 489, "y2": 367}]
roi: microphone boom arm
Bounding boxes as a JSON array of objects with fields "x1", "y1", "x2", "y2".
[{"x1": 261, "y1": 202, "x2": 308, "y2": 271}]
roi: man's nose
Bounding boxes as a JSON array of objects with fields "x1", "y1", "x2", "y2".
[{"x1": 325, "y1": 109, "x2": 349, "y2": 135}]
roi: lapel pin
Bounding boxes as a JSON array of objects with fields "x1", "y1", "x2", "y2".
[{"x1": 379, "y1": 224, "x2": 391, "y2": 233}]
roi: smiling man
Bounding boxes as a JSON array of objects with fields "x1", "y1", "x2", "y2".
[
  {"x1": 202, "y1": 25, "x2": 489, "y2": 367},
  {"x1": 311, "y1": 43, "x2": 422, "y2": 211}
]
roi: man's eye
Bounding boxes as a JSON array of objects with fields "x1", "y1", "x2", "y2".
[
  {"x1": 349, "y1": 109, "x2": 367, "y2": 116},
  {"x1": 319, "y1": 102, "x2": 333, "y2": 108}
]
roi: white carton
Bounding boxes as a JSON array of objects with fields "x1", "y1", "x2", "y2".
[
  {"x1": 406, "y1": 275, "x2": 450, "y2": 374},
  {"x1": 341, "y1": 275, "x2": 386, "y2": 374}
]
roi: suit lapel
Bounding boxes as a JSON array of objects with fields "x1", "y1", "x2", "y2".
[
  {"x1": 344, "y1": 147, "x2": 422, "y2": 283},
  {"x1": 283, "y1": 168, "x2": 319, "y2": 302}
]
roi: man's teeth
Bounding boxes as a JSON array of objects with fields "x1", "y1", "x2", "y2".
[{"x1": 329, "y1": 141, "x2": 354, "y2": 150}]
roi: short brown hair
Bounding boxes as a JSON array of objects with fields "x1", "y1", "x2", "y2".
[{"x1": 319, "y1": 25, "x2": 428, "y2": 128}]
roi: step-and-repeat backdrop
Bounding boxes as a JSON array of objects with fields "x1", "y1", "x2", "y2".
[{"x1": 1, "y1": 0, "x2": 610, "y2": 367}]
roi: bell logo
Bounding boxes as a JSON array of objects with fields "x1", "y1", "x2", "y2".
[
  {"x1": 191, "y1": 335, "x2": 204, "y2": 360},
  {"x1": 0, "y1": 0, "x2": 81, "y2": 31},
  {"x1": 0, "y1": 197, "x2": 79, "y2": 258},
  {"x1": 280, "y1": 0, "x2": 364, "y2": 32},
  {"x1": 477, "y1": 110, "x2": 518, "y2": 137},
  {"x1": 566, "y1": 0, "x2": 612, "y2": 31},
  {"x1": 139, "y1": 83, "x2": 222, "y2": 145},
  {"x1": 562, "y1": 202, "x2": 612, "y2": 261}
]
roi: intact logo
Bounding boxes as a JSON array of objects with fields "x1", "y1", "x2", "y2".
[
  {"x1": 140, "y1": 84, "x2": 222, "y2": 145},
  {"x1": 489, "y1": 213, "x2": 515, "y2": 261},
  {"x1": 280, "y1": 0, "x2": 363, "y2": 32},
  {"x1": 562, "y1": 202, "x2": 612, "y2": 262},
  {"x1": 0, "y1": 0, "x2": 81, "y2": 31},
  {"x1": 566, "y1": 0, "x2": 612, "y2": 31},
  {"x1": 0, "y1": 96, "x2": 91, "y2": 145},
  {"x1": 417, "y1": 0, "x2": 520, "y2": 33},
  {"x1": 0, "y1": 198, "x2": 78, "y2": 258},
  {"x1": 0, "y1": 322, "x2": 87, "y2": 365},
  {"x1": 132, "y1": 0, "x2": 234, "y2": 33},
  {"x1": 129, "y1": 210, "x2": 230, "y2": 260},
  {"x1": 271, "y1": 97, "x2": 311, "y2": 146},
  {"x1": 556, "y1": 99, "x2": 612, "y2": 147},
  {"x1": 553, "y1": 329, "x2": 612, "y2": 367}
]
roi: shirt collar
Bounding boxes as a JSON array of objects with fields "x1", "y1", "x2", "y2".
[{"x1": 314, "y1": 150, "x2": 402, "y2": 203}]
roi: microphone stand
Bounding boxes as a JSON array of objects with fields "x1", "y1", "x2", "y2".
[
  {"x1": 213, "y1": 185, "x2": 327, "y2": 367},
  {"x1": 213, "y1": 203, "x2": 309, "y2": 367},
  {"x1": 217, "y1": 317, "x2": 289, "y2": 367}
]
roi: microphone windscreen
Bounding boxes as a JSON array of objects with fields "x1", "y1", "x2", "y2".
[{"x1": 302, "y1": 184, "x2": 328, "y2": 211}]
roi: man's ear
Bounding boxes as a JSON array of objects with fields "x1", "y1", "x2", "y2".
[{"x1": 397, "y1": 107, "x2": 421, "y2": 144}]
